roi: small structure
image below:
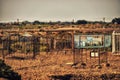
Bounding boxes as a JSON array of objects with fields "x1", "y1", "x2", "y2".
[{"x1": 112, "y1": 31, "x2": 120, "y2": 55}]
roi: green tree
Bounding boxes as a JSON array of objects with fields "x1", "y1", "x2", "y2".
[
  {"x1": 33, "y1": 20, "x2": 40, "y2": 25},
  {"x1": 112, "y1": 18, "x2": 120, "y2": 24},
  {"x1": 76, "y1": 20, "x2": 87, "y2": 24}
]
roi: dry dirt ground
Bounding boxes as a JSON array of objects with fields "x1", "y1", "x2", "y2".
[{"x1": 0, "y1": 51, "x2": 120, "y2": 80}]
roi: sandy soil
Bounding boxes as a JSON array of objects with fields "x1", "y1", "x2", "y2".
[{"x1": 0, "y1": 51, "x2": 120, "y2": 80}]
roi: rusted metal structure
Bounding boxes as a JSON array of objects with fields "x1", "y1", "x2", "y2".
[
  {"x1": 112, "y1": 31, "x2": 120, "y2": 55},
  {"x1": 0, "y1": 28, "x2": 119, "y2": 67}
]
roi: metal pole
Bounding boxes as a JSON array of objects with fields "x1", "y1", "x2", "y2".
[
  {"x1": 2, "y1": 39, "x2": 5, "y2": 59},
  {"x1": 86, "y1": 49, "x2": 87, "y2": 63},
  {"x1": 81, "y1": 49, "x2": 83, "y2": 64},
  {"x1": 8, "y1": 33, "x2": 10, "y2": 54},
  {"x1": 33, "y1": 35, "x2": 36, "y2": 59},
  {"x1": 98, "y1": 48, "x2": 102, "y2": 69},
  {"x1": 117, "y1": 35, "x2": 118, "y2": 52},
  {"x1": 118, "y1": 35, "x2": 120, "y2": 52},
  {"x1": 98, "y1": 49, "x2": 100, "y2": 65},
  {"x1": 46, "y1": 32, "x2": 49, "y2": 54},
  {"x1": 39, "y1": 37, "x2": 40, "y2": 54},
  {"x1": 72, "y1": 31, "x2": 75, "y2": 65},
  {"x1": 104, "y1": 35, "x2": 108, "y2": 65}
]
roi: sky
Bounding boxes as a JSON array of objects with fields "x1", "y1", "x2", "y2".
[{"x1": 0, "y1": 0, "x2": 120, "y2": 22}]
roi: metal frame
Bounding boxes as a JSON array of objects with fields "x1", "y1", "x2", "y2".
[
  {"x1": 112, "y1": 31, "x2": 120, "y2": 55},
  {"x1": 0, "y1": 28, "x2": 116, "y2": 68}
]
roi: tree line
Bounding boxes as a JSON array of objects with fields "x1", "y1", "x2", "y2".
[
  {"x1": 0, "y1": 18, "x2": 120, "y2": 26},
  {"x1": 22, "y1": 18, "x2": 120, "y2": 25}
]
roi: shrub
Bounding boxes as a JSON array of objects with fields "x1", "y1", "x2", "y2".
[{"x1": 0, "y1": 59, "x2": 21, "y2": 80}]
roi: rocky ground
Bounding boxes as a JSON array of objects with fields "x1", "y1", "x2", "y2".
[{"x1": 0, "y1": 51, "x2": 120, "y2": 80}]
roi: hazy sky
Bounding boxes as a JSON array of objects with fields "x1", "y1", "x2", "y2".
[{"x1": 0, "y1": 0, "x2": 120, "y2": 22}]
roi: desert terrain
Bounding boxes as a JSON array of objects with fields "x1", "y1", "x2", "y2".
[{"x1": 0, "y1": 50, "x2": 120, "y2": 80}]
